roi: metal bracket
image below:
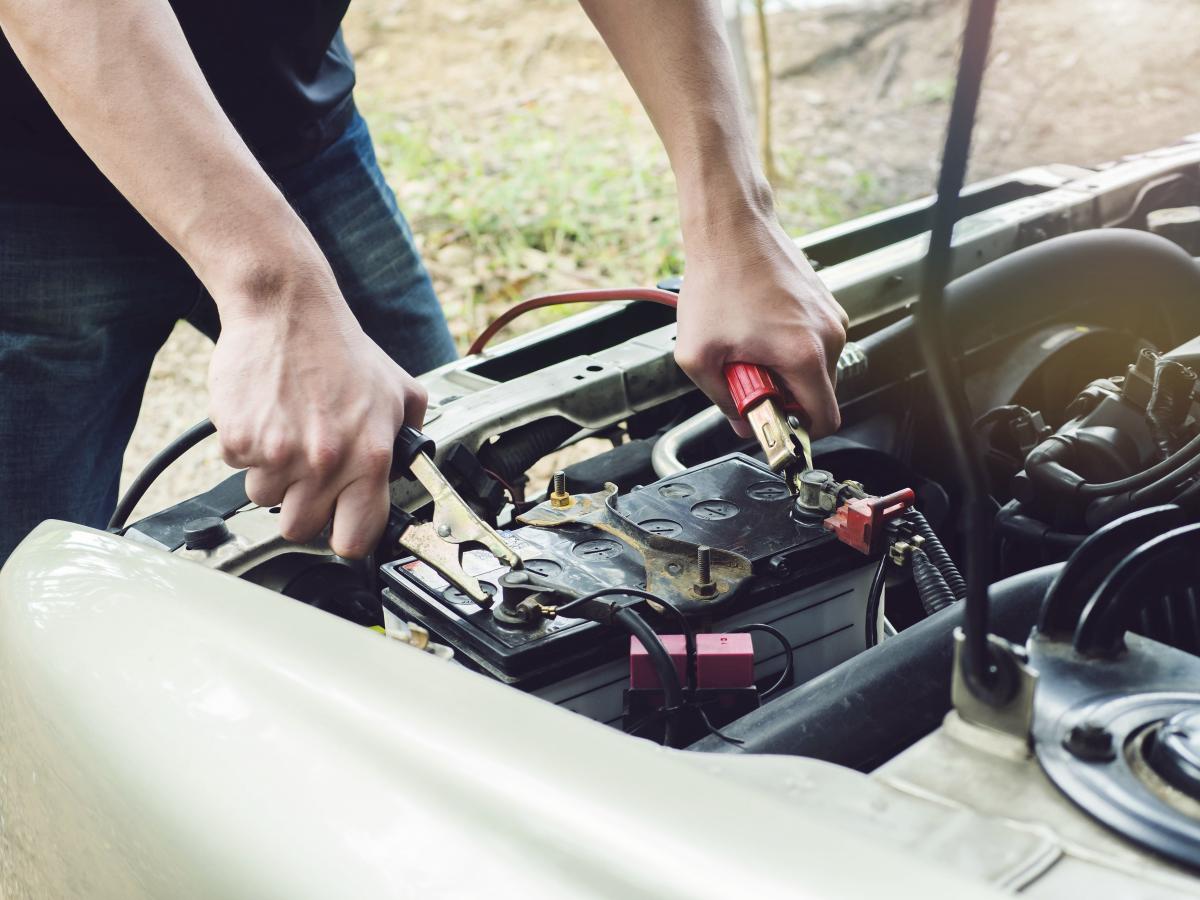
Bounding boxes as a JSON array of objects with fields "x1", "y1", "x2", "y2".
[
  {"x1": 517, "y1": 483, "x2": 753, "y2": 614},
  {"x1": 951, "y1": 628, "x2": 1039, "y2": 740}
]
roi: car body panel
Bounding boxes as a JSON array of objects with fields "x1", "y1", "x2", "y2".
[{"x1": 0, "y1": 522, "x2": 995, "y2": 899}]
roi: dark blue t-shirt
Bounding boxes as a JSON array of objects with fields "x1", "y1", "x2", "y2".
[{"x1": 0, "y1": 1, "x2": 356, "y2": 202}]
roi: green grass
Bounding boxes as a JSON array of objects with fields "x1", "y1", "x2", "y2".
[
  {"x1": 364, "y1": 97, "x2": 886, "y2": 345},
  {"x1": 368, "y1": 100, "x2": 685, "y2": 338}
]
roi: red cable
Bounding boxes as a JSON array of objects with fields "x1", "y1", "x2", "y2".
[{"x1": 467, "y1": 287, "x2": 679, "y2": 356}]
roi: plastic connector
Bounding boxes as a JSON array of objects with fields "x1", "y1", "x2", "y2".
[
  {"x1": 630, "y1": 633, "x2": 755, "y2": 690},
  {"x1": 823, "y1": 488, "x2": 916, "y2": 555}
]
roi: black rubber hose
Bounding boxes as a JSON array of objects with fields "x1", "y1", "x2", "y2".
[
  {"x1": 476, "y1": 417, "x2": 579, "y2": 485},
  {"x1": 1089, "y1": 448, "x2": 1200, "y2": 525},
  {"x1": 613, "y1": 607, "x2": 683, "y2": 748},
  {"x1": 1037, "y1": 505, "x2": 1185, "y2": 640},
  {"x1": 1020, "y1": 427, "x2": 1200, "y2": 503},
  {"x1": 911, "y1": 546, "x2": 957, "y2": 615},
  {"x1": 1132, "y1": 450, "x2": 1200, "y2": 504},
  {"x1": 1078, "y1": 431, "x2": 1200, "y2": 497},
  {"x1": 1074, "y1": 522, "x2": 1200, "y2": 658},
  {"x1": 908, "y1": 509, "x2": 966, "y2": 600},
  {"x1": 847, "y1": 231, "x2": 1200, "y2": 411},
  {"x1": 691, "y1": 563, "x2": 1060, "y2": 769},
  {"x1": 1172, "y1": 477, "x2": 1200, "y2": 511},
  {"x1": 993, "y1": 502, "x2": 1086, "y2": 556},
  {"x1": 108, "y1": 418, "x2": 217, "y2": 530}
]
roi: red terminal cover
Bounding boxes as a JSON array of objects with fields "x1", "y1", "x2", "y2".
[
  {"x1": 823, "y1": 488, "x2": 916, "y2": 555},
  {"x1": 630, "y1": 633, "x2": 756, "y2": 690}
]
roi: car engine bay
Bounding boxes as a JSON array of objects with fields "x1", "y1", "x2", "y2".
[
  {"x1": 99, "y1": 128, "x2": 1200, "y2": 889},
  {"x1": 68, "y1": 7, "x2": 1200, "y2": 887}
]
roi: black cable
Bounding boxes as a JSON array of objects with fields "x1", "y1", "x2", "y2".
[
  {"x1": 733, "y1": 623, "x2": 794, "y2": 699},
  {"x1": 612, "y1": 606, "x2": 684, "y2": 747},
  {"x1": 911, "y1": 547, "x2": 957, "y2": 615},
  {"x1": 1077, "y1": 431, "x2": 1200, "y2": 497},
  {"x1": 1131, "y1": 451, "x2": 1200, "y2": 505},
  {"x1": 555, "y1": 586, "x2": 696, "y2": 690},
  {"x1": 108, "y1": 418, "x2": 217, "y2": 530},
  {"x1": 864, "y1": 554, "x2": 889, "y2": 648},
  {"x1": 912, "y1": 0, "x2": 1001, "y2": 702},
  {"x1": 694, "y1": 705, "x2": 746, "y2": 746},
  {"x1": 908, "y1": 510, "x2": 967, "y2": 600},
  {"x1": 1172, "y1": 477, "x2": 1200, "y2": 511}
]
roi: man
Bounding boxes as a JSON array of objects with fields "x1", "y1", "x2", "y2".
[{"x1": 0, "y1": 1, "x2": 847, "y2": 563}]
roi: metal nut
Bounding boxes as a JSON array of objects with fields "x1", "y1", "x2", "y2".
[
  {"x1": 550, "y1": 470, "x2": 572, "y2": 508},
  {"x1": 1063, "y1": 722, "x2": 1116, "y2": 762}
]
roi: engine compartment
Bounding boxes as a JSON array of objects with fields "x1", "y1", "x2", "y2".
[{"x1": 109, "y1": 136, "x2": 1200, "y2": 890}]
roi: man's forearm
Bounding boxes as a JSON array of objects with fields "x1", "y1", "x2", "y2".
[
  {"x1": 2, "y1": 0, "x2": 434, "y2": 559},
  {"x1": 581, "y1": 0, "x2": 848, "y2": 439},
  {"x1": 0, "y1": 0, "x2": 321, "y2": 311},
  {"x1": 578, "y1": 0, "x2": 771, "y2": 245}
]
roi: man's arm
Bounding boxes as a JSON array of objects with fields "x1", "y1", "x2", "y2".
[
  {"x1": 0, "y1": 0, "x2": 419, "y2": 557},
  {"x1": 579, "y1": 0, "x2": 848, "y2": 437}
]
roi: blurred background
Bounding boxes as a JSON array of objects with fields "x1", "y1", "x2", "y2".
[{"x1": 121, "y1": 0, "x2": 1200, "y2": 517}]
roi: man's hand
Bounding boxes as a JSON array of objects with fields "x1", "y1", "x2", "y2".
[
  {"x1": 674, "y1": 211, "x2": 847, "y2": 439},
  {"x1": 1, "y1": 0, "x2": 424, "y2": 557},
  {"x1": 208, "y1": 260, "x2": 425, "y2": 560},
  {"x1": 580, "y1": 0, "x2": 847, "y2": 437}
]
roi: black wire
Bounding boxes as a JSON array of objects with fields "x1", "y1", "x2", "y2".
[
  {"x1": 612, "y1": 607, "x2": 684, "y2": 747},
  {"x1": 908, "y1": 510, "x2": 967, "y2": 601},
  {"x1": 108, "y1": 418, "x2": 217, "y2": 530},
  {"x1": 694, "y1": 704, "x2": 745, "y2": 746},
  {"x1": 733, "y1": 623, "x2": 794, "y2": 699},
  {"x1": 911, "y1": 546, "x2": 957, "y2": 615},
  {"x1": 555, "y1": 586, "x2": 697, "y2": 690},
  {"x1": 1078, "y1": 431, "x2": 1200, "y2": 497},
  {"x1": 912, "y1": 0, "x2": 1001, "y2": 702},
  {"x1": 1131, "y1": 451, "x2": 1200, "y2": 505},
  {"x1": 556, "y1": 586, "x2": 764, "y2": 744},
  {"x1": 864, "y1": 554, "x2": 889, "y2": 647}
]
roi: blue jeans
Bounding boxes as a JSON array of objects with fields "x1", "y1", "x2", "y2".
[{"x1": 0, "y1": 106, "x2": 456, "y2": 562}]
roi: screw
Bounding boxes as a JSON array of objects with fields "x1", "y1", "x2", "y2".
[
  {"x1": 694, "y1": 545, "x2": 716, "y2": 597},
  {"x1": 550, "y1": 470, "x2": 572, "y2": 508},
  {"x1": 1063, "y1": 722, "x2": 1116, "y2": 762},
  {"x1": 436, "y1": 524, "x2": 452, "y2": 538}
]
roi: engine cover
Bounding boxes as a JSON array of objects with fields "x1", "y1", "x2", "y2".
[{"x1": 380, "y1": 453, "x2": 878, "y2": 726}]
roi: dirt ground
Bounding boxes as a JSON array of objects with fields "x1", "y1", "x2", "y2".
[{"x1": 120, "y1": 0, "x2": 1200, "y2": 519}]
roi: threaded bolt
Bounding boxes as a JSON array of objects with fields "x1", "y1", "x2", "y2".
[
  {"x1": 550, "y1": 470, "x2": 571, "y2": 508},
  {"x1": 694, "y1": 545, "x2": 716, "y2": 597}
]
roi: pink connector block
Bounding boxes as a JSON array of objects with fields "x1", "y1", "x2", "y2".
[{"x1": 629, "y1": 633, "x2": 756, "y2": 690}]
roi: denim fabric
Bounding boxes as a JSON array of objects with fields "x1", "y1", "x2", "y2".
[{"x1": 0, "y1": 106, "x2": 455, "y2": 562}]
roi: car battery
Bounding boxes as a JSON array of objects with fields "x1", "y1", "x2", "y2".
[{"x1": 379, "y1": 453, "x2": 878, "y2": 728}]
